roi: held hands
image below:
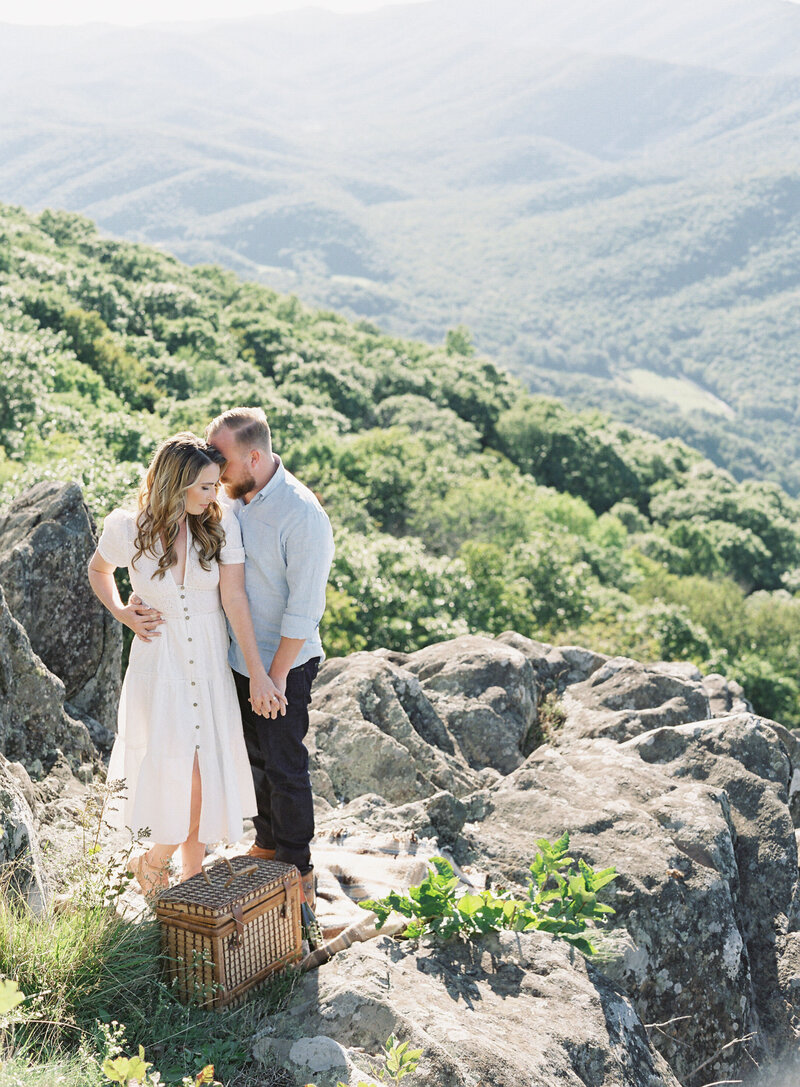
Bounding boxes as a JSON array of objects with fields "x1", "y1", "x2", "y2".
[
  {"x1": 122, "y1": 593, "x2": 165, "y2": 642},
  {"x1": 249, "y1": 668, "x2": 288, "y2": 720}
]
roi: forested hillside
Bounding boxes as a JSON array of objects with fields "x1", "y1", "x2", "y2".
[
  {"x1": 3, "y1": 201, "x2": 800, "y2": 725},
  {"x1": 3, "y1": 0, "x2": 800, "y2": 491}
]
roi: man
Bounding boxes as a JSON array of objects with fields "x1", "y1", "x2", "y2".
[{"x1": 205, "y1": 407, "x2": 335, "y2": 909}]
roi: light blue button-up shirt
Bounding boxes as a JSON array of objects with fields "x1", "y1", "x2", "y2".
[{"x1": 225, "y1": 457, "x2": 335, "y2": 676}]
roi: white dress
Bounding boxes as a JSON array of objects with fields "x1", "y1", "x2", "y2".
[{"x1": 98, "y1": 508, "x2": 257, "y2": 845}]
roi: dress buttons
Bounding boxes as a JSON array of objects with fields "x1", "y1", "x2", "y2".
[
  {"x1": 195, "y1": 724, "x2": 200, "y2": 730},
  {"x1": 189, "y1": 659, "x2": 194, "y2": 664},
  {"x1": 191, "y1": 681, "x2": 196, "y2": 686},
  {"x1": 195, "y1": 744, "x2": 200, "y2": 750},
  {"x1": 193, "y1": 702, "x2": 198, "y2": 707},
  {"x1": 188, "y1": 638, "x2": 192, "y2": 642},
  {"x1": 185, "y1": 616, "x2": 190, "y2": 621}
]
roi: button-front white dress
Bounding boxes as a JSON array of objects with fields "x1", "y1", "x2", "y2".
[{"x1": 98, "y1": 508, "x2": 257, "y2": 844}]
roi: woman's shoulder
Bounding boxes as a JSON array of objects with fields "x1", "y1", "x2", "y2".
[
  {"x1": 97, "y1": 507, "x2": 138, "y2": 567},
  {"x1": 220, "y1": 506, "x2": 240, "y2": 531},
  {"x1": 103, "y1": 507, "x2": 138, "y2": 533},
  {"x1": 218, "y1": 507, "x2": 245, "y2": 564}
]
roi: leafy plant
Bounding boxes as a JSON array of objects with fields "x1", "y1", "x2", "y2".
[
  {"x1": 378, "y1": 1035, "x2": 423, "y2": 1082},
  {"x1": 100, "y1": 1022, "x2": 221, "y2": 1087},
  {"x1": 359, "y1": 832, "x2": 617, "y2": 955}
]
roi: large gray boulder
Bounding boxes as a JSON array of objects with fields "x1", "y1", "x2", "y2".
[
  {"x1": 0, "y1": 481, "x2": 122, "y2": 734},
  {"x1": 0, "y1": 752, "x2": 47, "y2": 912},
  {"x1": 403, "y1": 635, "x2": 539, "y2": 773},
  {"x1": 496, "y1": 630, "x2": 609, "y2": 692},
  {"x1": 0, "y1": 583, "x2": 94, "y2": 775},
  {"x1": 456, "y1": 714, "x2": 800, "y2": 1084},
  {"x1": 253, "y1": 932, "x2": 680, "y2": 1087},
  {"x1": 626, "y1": 715, "x2": 800, "y2": 1077},
  {"x1": 309, "y1": 636, "x2": 544, "y2": 807},
  {"x1": 556, "y1": 656, "x2": 711, "y2": 743},
  {"x1": 309, "y1": 653, "x2": 484, "y2": 806}
]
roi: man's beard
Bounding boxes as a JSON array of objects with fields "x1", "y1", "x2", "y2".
[{"x1": 223, "y1": 474, "x2": 257, "y2": 500}]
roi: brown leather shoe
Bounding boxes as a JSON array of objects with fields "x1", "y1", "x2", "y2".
[
  {"x1": 301, "y1": 871, "x2": 316, "y2": 912},
  {"x1": 247, "y1": 842, "x2": 276, "y2": 860}
]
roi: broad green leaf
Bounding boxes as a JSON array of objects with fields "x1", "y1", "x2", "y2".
[
  {"x1": 564, "y1": 934, "x2": 597, "y2": 955},
  {"x1": 430, "y1": 856, "x2": 455, "y2": 878},
  {"x1": 456, "y1": 894, "x2": 484, "y2": 917},
  {"x1": 102, "y1": 1058, "x2": 126, "y2": 1084},
  {"x1": 0, "y1": 979, "x2": 25, "y2": 1015},
  {"x1": 552, "y1": 830, "x2": 571, "y2": 854},
  {"x1": 590, "y1": 866, "x2": 618, "y2": 891}
]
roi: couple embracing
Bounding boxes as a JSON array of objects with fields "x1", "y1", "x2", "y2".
[{"x1": 88, "y1": 407, "x2": 334, "y2": 909}]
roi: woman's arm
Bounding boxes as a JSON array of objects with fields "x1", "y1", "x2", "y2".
[
  {"x1": 87, "y1": 550, "x2": 163, "y2": 642},
  {"x1": 219, "y1": 562, "x2": 287, "y2": 719}
]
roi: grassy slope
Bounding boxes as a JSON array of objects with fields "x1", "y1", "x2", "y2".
[{"x1": 3, "y1": 200, "x2": 800, "y2": 726}]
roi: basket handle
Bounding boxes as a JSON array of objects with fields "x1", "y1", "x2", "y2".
[{"x1": 224, "y1": 863, "x2": 258, "y2": 888}]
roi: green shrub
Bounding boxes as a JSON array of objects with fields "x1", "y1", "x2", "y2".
[{"x1": 361, "y1": 833, "x2": 617, "y2": 956}]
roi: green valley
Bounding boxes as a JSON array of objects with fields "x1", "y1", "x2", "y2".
[{"x1": 2, "y1": 201, "x2": 800, "y2": 725}]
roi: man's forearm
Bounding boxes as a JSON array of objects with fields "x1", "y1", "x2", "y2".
[
  {"x1": 269, "y1": 637, "x2": 306, "y2": 686},
  {"x1": 223, "y1": 588, "x2": 269, "y2": 679}
]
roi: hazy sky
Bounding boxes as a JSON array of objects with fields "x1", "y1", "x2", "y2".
[{"x1": 0, "y1": 0, "x2": 428, "y2": 24}]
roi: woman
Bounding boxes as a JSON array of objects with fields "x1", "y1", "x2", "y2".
[{"x1": 88, "y1": 432, "x2": 278, "y2": 895}]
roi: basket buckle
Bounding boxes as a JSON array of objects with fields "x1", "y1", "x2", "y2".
[{"x1": 229, "y1": 902, "x2": 245, "y2": 948}]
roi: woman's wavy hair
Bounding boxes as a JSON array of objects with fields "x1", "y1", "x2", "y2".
[{"x1": 133, "y1": 433, "x2": 226, "y2": 578}]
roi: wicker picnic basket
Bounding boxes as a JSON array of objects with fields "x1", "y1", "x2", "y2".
[{"x1": 155, "y1": 855, "x2": 303, "y2": 1008}]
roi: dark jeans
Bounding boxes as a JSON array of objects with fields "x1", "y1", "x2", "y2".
[{"x1": 234, "y1": 658, "x2": 319, "y2": 874}]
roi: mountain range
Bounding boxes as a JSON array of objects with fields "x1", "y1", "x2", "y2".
[{"x1": 2, "y1": 0, "x2": 800, "y2": 487}]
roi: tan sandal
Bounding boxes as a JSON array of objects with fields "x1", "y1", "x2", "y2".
[{"x1": 129, "y1": 851, "x2": 170, "y2": 897}]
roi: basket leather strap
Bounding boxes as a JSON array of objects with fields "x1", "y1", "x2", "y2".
[
  {"x1": 281, "y1": 873, "x2": 295, "y2": 924},
  {"x1": 230, "y1": 902, "x2": 245, "y2": 947}
]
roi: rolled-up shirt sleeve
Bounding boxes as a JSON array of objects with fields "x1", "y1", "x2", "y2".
[
  {"x1": 219, "y1": 509, "x2": 246, "y2": 565},
  {"x1": 279, "y1": 506, "x2": 335, "y2": 641}
]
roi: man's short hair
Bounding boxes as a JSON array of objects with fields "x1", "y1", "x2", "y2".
[{"x1": 206, "y1": 407, "x2": 272, "y2": 454}]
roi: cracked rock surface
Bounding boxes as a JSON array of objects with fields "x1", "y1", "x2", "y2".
[{"x1": 253, "y1": 933, "x2": 681, "y2": 1087}]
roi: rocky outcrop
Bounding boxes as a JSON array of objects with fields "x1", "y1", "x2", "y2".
[
  {"x1": 0, "y1": 480, "x2": 121, "y2": 734},
  {"x1": 293, "y1": 634, "x2": 800, "y2": 1087},
  {"x1": 0, "y1": 583, "x2": 94, "y2": 775},
  {"x1": 456, "y1": 714, "x2": 800, "y2": 1083},
  {"x1": 0, "y1": 608, "x2": 792, "y2": 1087},
  {"x1": 309, "y1": 636, "x2": 546, "y2": 805},
  {"x1": 308, "y1": 652, "x2": 485, "y2": 805},
  {"x1": 556, "y1": 656, "x2": 711, "y2": 743},
  {"x1": 0, "y1": 752, "x2": 47, "y2": 912},
  {"x1": 253, "y1": 932, "x2": 681, "y2": 1087}
]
